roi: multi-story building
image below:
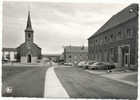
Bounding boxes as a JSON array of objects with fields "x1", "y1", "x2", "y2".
[
  {"x1": 88, "y1": 4, "x2": 138, "y2": 69},
  {"x1": 64, "y1": 46, "x2": 88, "y2": 63}
]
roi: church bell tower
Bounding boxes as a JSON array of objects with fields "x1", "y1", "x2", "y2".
[{"x1": 25, "y1": 11, "x2": 34, "y2": 43}]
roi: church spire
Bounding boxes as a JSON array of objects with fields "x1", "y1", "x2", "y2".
[
  {"x1": 25, "y1": 11, "x2": 34, "y2": 43},
  {"x1": 25, "y1": 11, "x2": 33, "y2": 31}
]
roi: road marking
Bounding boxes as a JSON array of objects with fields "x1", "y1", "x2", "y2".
[{"x1": 44, "y1": 67, "x2": 69, "y2": 98}]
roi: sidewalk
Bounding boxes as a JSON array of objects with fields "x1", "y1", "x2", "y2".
[
  {"x1": 86, "y1": 70, "x2": 137, "y2": 87},
  {"x1": 44, "y1": 66, "x2": 69, "y2": 98}
]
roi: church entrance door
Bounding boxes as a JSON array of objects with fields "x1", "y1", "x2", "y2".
[{"x1": 27, "y1": 54, "x2": 31, "y2": 63}]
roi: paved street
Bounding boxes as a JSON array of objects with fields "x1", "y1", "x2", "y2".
[
  {"x1": 2, "y1": 65, "x2": 49, "y2": 97},
  {"x1": 54, "y1": 66, "x2": 137, "y2": 99},
  {"x1": 2, "y1": 64, "x2": 137, "y2": 99}
]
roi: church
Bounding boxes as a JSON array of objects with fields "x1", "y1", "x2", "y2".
[
  {"x1": 3, "y1": 11, "x2": 42, "y2": 63},
  {"x1": 16, "y1": 11, "x2": 41, "y2": 63}
]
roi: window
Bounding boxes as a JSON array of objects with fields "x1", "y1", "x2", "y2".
[
  {"x1": 118, "y1": 31, "x2": 121, "y2": 39},
  {"x1": 96, "y1": 40, "x2": 97, "y2": 43},
  {"x1": 127, "y1": 28, "x2": 132, "y2": 38},
  {"x1": 104, "y1": 36, "x2": 108, "y2": 43},
  {"x1": 105, "y1": 36, "x2": 107, "y2": 40},
  {"x1": 28, "y1": 33, "x2": 31, "y2": 38},
  {"x1": 110, "y1": 34, "x2": 113, "y2": 40},
  {"x1": 113, "y1": 34, "x2": 116, "y2": 40},
  {"x1": 110, "y1": 48, "x2": 114, "y2": 56},
  {"x1": 100, "y1": 39, "x2": 103, "y2": 45},
  {"x1": 69, "y1": 55, "x2": 71, "y2": 58}
]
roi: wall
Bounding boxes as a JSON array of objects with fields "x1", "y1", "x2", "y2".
[
  {"x1": 21, "y1": 56, "x2": 38, "y2": 63},
  {"x1": 64, "y1": 52, "x2": 88, "y2": 63},
  {"x1": 88, "y1": 17, "x2": 138, "y2": 68}
]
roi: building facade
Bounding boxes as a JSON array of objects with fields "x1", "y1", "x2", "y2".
[
  {"x1": 2, "y1": 11, "x2": 41, "y2": 63},
  {"x1": 2, "y1": 48, "x2": 17, "y2": 62},
  {"x1": 42, "y1": 54, "x2": 61, "y2": 62},
  {"x1": 88, "y1": 4, "x2": 138, "y2": 69},
  {"x1": 64, "y1": 46, "x2": 88, "y2": 63}
]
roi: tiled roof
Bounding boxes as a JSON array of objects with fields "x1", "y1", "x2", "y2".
[
  {"x1": 88, "y1": 4, "x2": 138, "y2": 39},
  {"x1": 64, "y1": 46, "x2": 88, "y2": 53}
]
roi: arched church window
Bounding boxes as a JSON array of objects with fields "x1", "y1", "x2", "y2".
[{"x1": 28, "y1": 33, "x2": 31, "y2": 38}]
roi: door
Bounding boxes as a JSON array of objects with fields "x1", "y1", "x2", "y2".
[
  {"x1": 122, "y1": 46, "x2": 129, "y2": 67},
  {"x1": 124, "y1": 53, "x2": 129, "y2": 67},
  {"x1": 27, "y1": 54, "x2": 31, "y2": 63}
]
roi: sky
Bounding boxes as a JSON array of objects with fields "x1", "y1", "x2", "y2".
[{"x1": 3, "y1": 1, "x2": 130, "y2": 54}]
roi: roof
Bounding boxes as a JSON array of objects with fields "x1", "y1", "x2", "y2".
[
  {"x1": 88, "y1": 4, "x2": 138, "y2": 39},
  {"x1": 25, "y1": 11, "x2": 33, "y2": 31},
  {"x1": 17, "y1": 42, "x2": 41, "y2": 49},
  {"x1": 64, "y1": 46, "x2": 88, "y2": 53},
  {"x1": 2, "y1": 48, "x2": 17, "y2": 52}
]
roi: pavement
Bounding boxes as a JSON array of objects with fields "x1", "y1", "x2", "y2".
[{"x1": 44, "y1": 66, "x2": 69, "y2": 98}]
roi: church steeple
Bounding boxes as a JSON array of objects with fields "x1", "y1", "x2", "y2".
[
  {"x1": 25, "y1": 11, "x2": 33, "y2": 31},
  {"x1": 25, "y1": 11, "x2": 34, "y2": 43}
]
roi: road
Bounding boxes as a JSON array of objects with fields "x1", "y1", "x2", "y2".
[
  {"x1": 54, "y1": 66, "x2": 137, "y2": 99},
  {"x1": 2, "y1": 65, "x2": 49, "y2": 97},
  {"x1": 2, "y1": 64, "x2": 137, "y2": 99}
]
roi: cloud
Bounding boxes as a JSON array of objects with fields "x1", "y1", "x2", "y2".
[{"x1": 3, "y1": 1, "x2": 130, "y2": 54}]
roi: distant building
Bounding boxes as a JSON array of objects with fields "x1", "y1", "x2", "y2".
[
  {"x1": 64, "y1": 46, "x2": 88, "y2": 63},
  {"x1": 42, "y1": 54, "x2": 61, "y2": 62},
  {"x1": 2, "y1": 48, "x2": 17, "y2": 62},
  {"x1": 3, "y1": 11, "x2": 41, "y2": 63},
  {"x1": 88, "y1": 4, "x2": 138, "y2": 69}
]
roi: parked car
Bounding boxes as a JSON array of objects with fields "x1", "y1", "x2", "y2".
[
  {"x1": 104, "y1": 62, "x2": 116, "y2": 69},
  {"x1": 83, "y1": 61, "x2": 95, "y2": 69},
  {"x1": 77, "y1": 61, "x2": 87, "y2": 67},
  {"x1": 88, "y1": 62, "x2": 115, "y2": 70},
  {"x1": 88, "y1": 62, "x2": 105, "y2": 70},
  {"x1": 64, "y1": 63, "x2": 73, "y2": 66}
]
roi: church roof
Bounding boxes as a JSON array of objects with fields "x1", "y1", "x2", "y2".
[
  {"x1": 17, "y1": 42, "x2": 41, "y2": 49},
  {"x1": 25, "y1": 11, "x2": 33, "y2": 31},
  {"x1": 88, "y1": 4, "x2": 138, "y2": 39}
]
